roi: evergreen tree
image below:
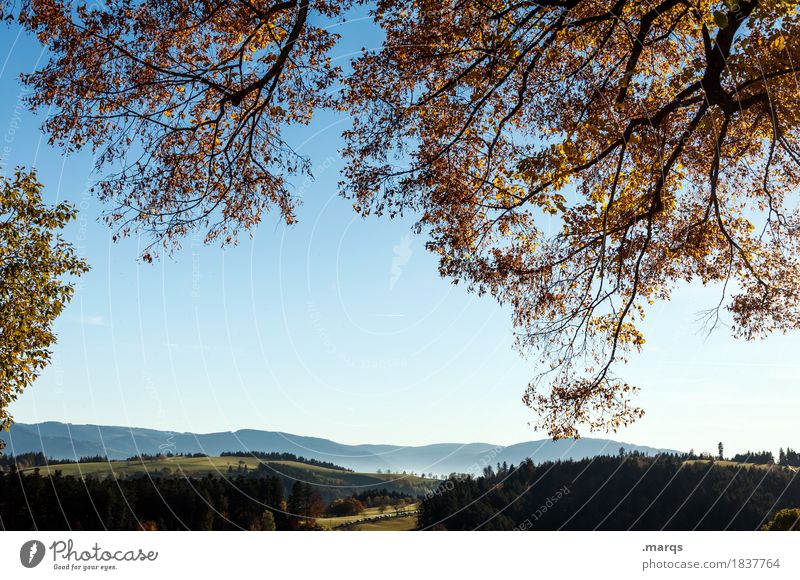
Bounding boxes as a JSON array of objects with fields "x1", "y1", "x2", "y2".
[{"x1": 259, "y1": 510, "x2": 276, "y2": 531}]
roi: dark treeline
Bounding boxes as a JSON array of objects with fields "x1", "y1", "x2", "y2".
[
  {"x1": 126, "y1": 452, "x2": 209, "y2": 460},
  {"x1": 0, "y1": 452, "x2": 51, "y2": 469},
  {"x1": 0, "y1": 469, "x2": 424, "y2": 530},
  {"x1": 219, "y1": 451, "x2": 351, "y2": 472},
  {"x1": 780, "y1": 448, "x2": 800, "y2": 467},
  {"x1": 0, "y1": 471, "x2": 328, "y2": 530},
  {"x1": 352, "y1": 488, "x2": 415, "y2": 509},
  {"x1": 732, "y1": 451, "x2": 775, "y2": 464},
  {"x1": 0, "y1": 452, "x2": 108, "y2": 470},
  {"x1": 419, "y1": 455, "x2": 800, "y2": 531}
]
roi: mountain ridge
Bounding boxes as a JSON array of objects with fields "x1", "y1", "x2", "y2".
[{"x1": 3, "y1": 421, "x2": 679, "y2": 474}]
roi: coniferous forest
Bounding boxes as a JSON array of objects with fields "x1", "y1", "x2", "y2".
[
  {"x1": 418, "y1": 455, "x2": 800, "y2": 531},
  {"x1": 2, "y1": 452, "x2": 799, "y2": 531},
  {"x1": 0, "y1": 471, "x2": 291, "y2": 530}
]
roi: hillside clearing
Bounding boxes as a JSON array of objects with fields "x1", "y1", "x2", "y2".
[{"x1": 317, "y1": 504, "x2": 418, "y2": 530}]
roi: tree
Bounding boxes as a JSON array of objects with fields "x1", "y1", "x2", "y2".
[
  {"x1": 137, "y1": 520, "x2": 159, "y2": 531},
  {"x1": 326, "y1": 497, "x2": 365, "y2": 517},
  {"x1": 287, "y1": 481, "x2": 325, "y2": 528},
  {"x1": 6, "y1": 0, "x2": 800, "y2": 438},
  {"x1": 342, "y1": 0, "x2": 800, "y2": 438},
  {"x1": 259, "y1": 509, "x2": 277, "y2": 531},
  {"x1": 732, "y1": 450, "x2": 774, "y2": 464},
  {"x1": 3, "y1": 0, "x2": 350, "y2": 259},
  {"x1": 762, "y1": 508, "x2": 800, "y2": 531},
  {"x1": 1, "y1": 169, "x2": 88, "y2": 447}
]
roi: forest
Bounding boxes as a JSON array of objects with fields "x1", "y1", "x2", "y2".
[
  {"x1": 0, "y1": 468, "x2": 420, "y2": 531},
  {"x1": 1, "y1": 470, "x2": 291, "y2": 530},
  {"x1": 2, "y1": 451, "x2": 799, "y2": 531},
  {"x1": 418, "y1": 454, "x2": 800, "y2": 531}
]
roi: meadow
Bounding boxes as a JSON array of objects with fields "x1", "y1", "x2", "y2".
[
  {"x1": 22, "y1": 455, "x2": 435, "y2": 485},
  {"x1": 317, "y1": 504, "x2": 419, "y2": 530}
]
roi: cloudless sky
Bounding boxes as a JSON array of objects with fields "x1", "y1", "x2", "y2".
[{"x1": 2, "y1": 11, "x2": 798, "y2": 456}]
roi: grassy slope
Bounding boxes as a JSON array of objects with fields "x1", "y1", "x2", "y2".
[
  {"x1": 683, "y1": 459, "x2": 795, "y2": 471},
  {"x1": 352, "y1": 515, "x2": 418, "y2": 531},
  {"x1": 29, "y1": 457, "x2": 793, "y2": 486},
  {"x1": 21, "y1": 456, "x2": 437, "y2": 489},
  {"x1": 317, "y1": 504, "x2": 418, "y2": 530}
]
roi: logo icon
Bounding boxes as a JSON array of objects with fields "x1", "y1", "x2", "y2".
[{"x1": 20, "y1": 540, "x2": 46, "y2": 568}]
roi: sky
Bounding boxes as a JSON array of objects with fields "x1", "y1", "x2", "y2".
[{"x1": 1, "y1": 13, "x2": 798, "y2": 456}]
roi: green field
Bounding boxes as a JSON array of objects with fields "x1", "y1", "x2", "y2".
[
  {"x1": 22, "y1": 456, "x2": 428, "y2": 530},
  {"x1": 683, "y1": 459, "x2": 794, "y2": 471},
  {"x1": 351, "y1": 515, "x2": 418, "y2": 531},
  {"x1": 317, "y1": 504, "x2": 418, "y2": 530},
  {"x1": 23, "y1": 455, "x2": 308, "y2": 478},
  {"x1": 21, "y1": 456, "x2": 438, "y2": 498}
]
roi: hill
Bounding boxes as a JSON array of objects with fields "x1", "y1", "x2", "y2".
[
  {"x1": 18, "y1": 455, "x2": 437, "y2": 501},
  {"x1": 3, "y1": 421, "x2": 677, "y2": 474}
]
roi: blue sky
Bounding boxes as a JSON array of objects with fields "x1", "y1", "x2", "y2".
[{"x1": 2, "y1": 15, "x2": 798, "y2": 456}]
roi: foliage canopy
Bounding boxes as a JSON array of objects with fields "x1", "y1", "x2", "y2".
[
  {"x1": 0, "y1": 170, "x2": 88, "y2": 441},
  {"x1": 5, "y1": 0, "x2": 800, "y2": 437}
]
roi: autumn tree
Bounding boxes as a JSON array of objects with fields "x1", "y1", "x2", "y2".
[
  {"x1": 259, "y1": 509, "x2": 277, "y2": 530},
  {"x1": 6, "y1": 0, "x2": 352, "y2": 258},
  {"x1": 342, "y1": 0, "x2": 800, "y2": 438},
  {"x1": 762, "y1": 508, "x2": 800, "y2": 531},
  {"x1": 0, "y1": 169, "x2": 88, "y2": 447},
  {"x1": 5, "y1": 0, "x2": 800, "y2": 438},
  {"x1": 326, "y1": 496, "x2": 365, "y2": 516}
]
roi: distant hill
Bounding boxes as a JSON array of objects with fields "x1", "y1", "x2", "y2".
[{"x1": 3, "y1": 421, "x2": 678, "y2": 474}]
